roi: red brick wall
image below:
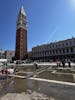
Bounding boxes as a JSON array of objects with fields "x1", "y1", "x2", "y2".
[{"x1": 15, "y1": 28, "x2": 27, "y2": 60}]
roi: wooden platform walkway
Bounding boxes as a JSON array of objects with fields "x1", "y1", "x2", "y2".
[
  {"x1": 29, "y1": 77, "x2": 75, "y2": 86},
  {"x1": 0, "y1": 74, "x2": 27, "y2": 79},
  {"x1": 1, "y1": 73, "x2": 75, "y2": 86},
  {"x1": 8, "y1": 74, "x2": 26, "y2": 79}
]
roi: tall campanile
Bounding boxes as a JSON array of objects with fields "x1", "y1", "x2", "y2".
[{"x1": 15, "y1": 6, "x2": 27, "y2": 60}]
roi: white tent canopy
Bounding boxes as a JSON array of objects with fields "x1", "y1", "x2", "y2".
[{"x1": 0, "y1": 59, "x2": 7, "y2": 63}]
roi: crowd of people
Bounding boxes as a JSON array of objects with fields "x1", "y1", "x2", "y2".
[{"x1": 56, "y1": 59, "x2": 71, "y2": 67}]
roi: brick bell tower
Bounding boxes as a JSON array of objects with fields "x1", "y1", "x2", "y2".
[{"x1": 15, "y1": 6, "x2": 27, "y2": 60}]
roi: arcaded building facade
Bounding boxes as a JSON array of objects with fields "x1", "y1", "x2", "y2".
[
  {"x1": 15, "y1": 6, "x2": 27, "y2": 60},
  {"x1": 32, "y1": 38, "x2": 75, "y2": 61}
]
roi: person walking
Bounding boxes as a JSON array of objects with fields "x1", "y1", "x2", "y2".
[
  {"x1": 68, "y1": 59, "x2": 71, "y2": 67},
  {"x1": 62, "y1": 59, "x2": 65, "y2": 67}
]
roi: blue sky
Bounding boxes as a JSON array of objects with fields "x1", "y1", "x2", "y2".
[{"x1": 0, "y1": 0, "x2": 75, "y2": 51}]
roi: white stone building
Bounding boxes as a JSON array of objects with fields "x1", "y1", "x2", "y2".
[{"x1": 32, "y1": 38, "x2": 75, "y2": 62}]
